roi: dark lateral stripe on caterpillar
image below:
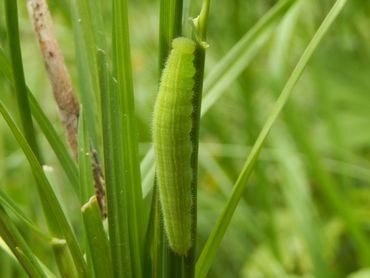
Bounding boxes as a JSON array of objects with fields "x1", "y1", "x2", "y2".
[{"x1": 153, "y1": 37, "x2": 196, "y2": 256}]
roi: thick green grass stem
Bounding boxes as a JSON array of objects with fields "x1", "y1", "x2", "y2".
[
  {"x1": 195, "y1": 0, "x2": 348, "y2": 276},
  {"x1": 186, "y1": 0, "x2": 210, "y2": 274},
  {"x1": 4, "y1": 0, "x2": 41, "y2": 162},
  {"x1": 102, "y1": 0, "x2": 145, "y2": 276},
  {"x1": 100, "y1": 69, "x2": 133, "y2": 277},
  {"x1": 186, "y1": 46, "x2": 206, "y2": 278}
]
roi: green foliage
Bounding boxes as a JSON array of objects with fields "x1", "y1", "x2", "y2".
[{"x1": 1, "y1": 0, "x2": 370, "y2": 277}]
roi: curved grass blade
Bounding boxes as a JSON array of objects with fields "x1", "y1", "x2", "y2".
[
  {"x1": 28, "y1": 93, "x2": 79, "y2": 193},
  {"x1": 0, "y1": 188, "x2": 51, "y2": 242},
  {"x1": 201, "y1": 0, "x2": 296, "y2": 116},
  {"x1": 0, "y1": 239, "x2": 56, "y2": 278},
  {"x1": 195, "y1": 0, "x2": 348, "y2": 276},
  {"x1": 0, "y1": 205, "x2": 47, "y2": 278},
  {"x1": 0, "y1": 101, "x2": 89, "y2": 277}
]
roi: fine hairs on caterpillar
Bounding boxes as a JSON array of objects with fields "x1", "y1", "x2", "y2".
[{"x1": 153, "y1": 37, "x2": 196, "y2": 256}]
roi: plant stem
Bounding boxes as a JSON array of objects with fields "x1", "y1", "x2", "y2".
[
  {"x1": 4, "y1": 0, "x2": 41, "y2": 161},
  {"x1": 27, "y1": 0, "x2": 80, "y2": 158},
  {"x1": 185, "y1": 0, "x2": 210, "y2": 276},
  {"x1": 101, "y1": 0, "x2": 145, "y2": 276}
]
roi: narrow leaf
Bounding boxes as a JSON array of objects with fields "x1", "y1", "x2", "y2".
[
  {"x1": 0, "y1": 205, "x2": 47, "y2": 278},
  {"x1": 4, "y1": 0, "x2": 41, "y2": 160},
  {"x1": 0, "y1": 101, "x2": 89, "y2": 276},
  {"x1": 195, "y1": 0, "x2": 348, "y2": 276},
  {"x1": 81, "y1": 196, "x2": 113, "y2": 278},
  {"x1": 0, "y1": 48, "x2": 79, "y2": 196}
]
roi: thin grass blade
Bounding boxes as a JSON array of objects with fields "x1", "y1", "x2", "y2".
[
  {"x1": 201, "y1": 0, "x2": 296, "y2": 116},
  {"x1": 0, "y1": 48, "x2": 79, "y2": 196},
  {"x1": 4, "y1": 0, "x2": 41, "y2": 160},
  {"x1": 159, "y1": 0, "x2": 184, "y2": 68},
  {"x1": 0, "y1": 101, "x2": 89, "y2": 276},
  {"x1": 0, "y1": 205, "x2": 47, "y2": 278},
  {"x1": 0, "y1": 189, "x2": 51, "y2": 242},
  {"x1": 195, "y1": 0, "x2": 348, "y2": 276}
]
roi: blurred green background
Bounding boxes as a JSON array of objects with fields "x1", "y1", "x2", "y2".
[{"x1": 1, "y1": 0, "x2": 370, "y2": 277}]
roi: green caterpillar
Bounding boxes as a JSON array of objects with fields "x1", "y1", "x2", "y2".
[{"x1": 152, "y1": 37, "x2": 196, "y2": 256}]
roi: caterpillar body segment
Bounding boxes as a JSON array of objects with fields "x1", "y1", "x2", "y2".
[{"x1": 153, "y1": 37, "x2": 196, "y2": 256}]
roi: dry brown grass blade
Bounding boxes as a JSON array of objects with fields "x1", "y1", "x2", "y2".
[
  {"x1": 91, "y1": 147, "x2": 107, "y2": 218},
  {"x1": 27, "y1": 0, "x2": 107, "y2": 218},
  {"x1": 27, "y1": 0, "x2": 79, "y2": 157}
]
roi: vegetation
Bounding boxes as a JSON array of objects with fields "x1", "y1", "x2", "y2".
[{"x1": 0, "y1": 0, "x2": 369, "y2": 277}]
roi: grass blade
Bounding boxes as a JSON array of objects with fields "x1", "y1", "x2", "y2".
[
  {"x1": 141, "y1": 0, "x2": 295, "y2": 198},
  {"x1": 70, "y1": 0, "x2": 100, "y2": 150},
  {"x1": 28, "y1": 93, "x2": 79, "y2": 193},
  {"x1": 201, "y1": 0, "x2": 295, "y2": 116},
  {"x1": 0, "y1": 101, "x2": 89, "y2": 276},
  {"x1": 78, "y1": 107, "x2": 112, "y2": 278},
  {"x1": 0, "y1": 188, "x2": 51, "y2": 242},
  {"x1": 78, "y1": 108, "x2": 94, "y2": 203},
  {"x1": 0, "y1": 239, "x2": 57, "y2": 278},
  {"x1": 0, "y1": 205, "x2": 47, "y2": 278},
  {"x1": 81, "y1": 196, "x2": 113, "y2": 278},
  {"x1": 0, "y1": 48, "x2": 79, "y2": 196},
  {"x1": 4, "y1": 0, "x2": 41, "y2": 161},
  {"x1": 195, "y1": 0, "x2": 348, "y2": 276},
  {"x1": 100, "y1": 0, "x2": 145, "y2": 276},
  {"x1": 159, "y1": 0, "x2": 183, "y2": 68}
]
